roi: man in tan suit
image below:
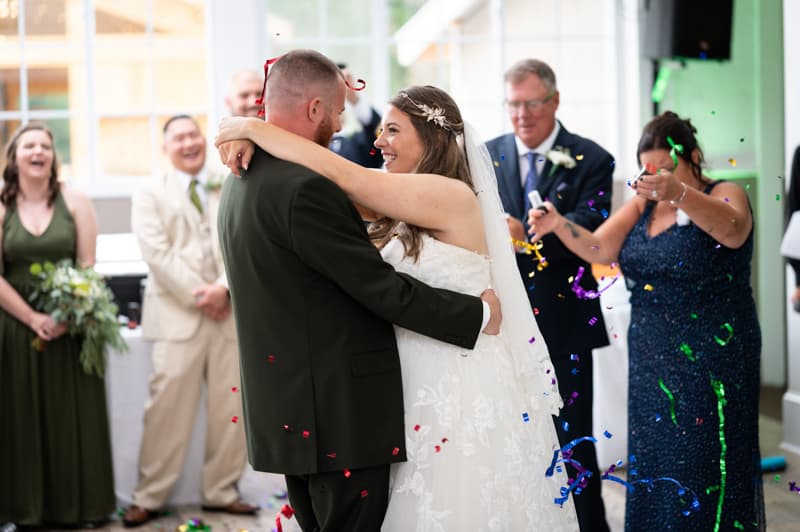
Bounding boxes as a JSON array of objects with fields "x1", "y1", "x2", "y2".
[{"x1": 123, "y1": 115, "x2": 257, "y2": 527}]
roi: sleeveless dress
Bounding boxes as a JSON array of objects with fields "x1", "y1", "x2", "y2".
[
  {"x1": 0, "y1": 193, "x2": 115, "y2": 526},
  {"x1": 380, "y1": 234, "x2": 578, "y2": 532},
  {"x1": 618, "y1": 182, "x2": 765, "y2": 531}
]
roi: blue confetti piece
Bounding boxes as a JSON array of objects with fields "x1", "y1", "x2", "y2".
[
  {"x1": 604, "y1": 430, "x2": 613, "y2": 439},
  {"x1": 500, "y1": 154, "x2": 505, "y2": 161},
  {"x1": 522, "y1": 412, "x2": 530, "y2": 423},
  {"x1": 655, "y1": 414, "x2": 662, "y2": 423},
  {"x1": 562, "y1": 421, "x2": 569, "y2": 431},
  {"x1": 571, "y1": 368, "x2": 579, "y2": 375}
]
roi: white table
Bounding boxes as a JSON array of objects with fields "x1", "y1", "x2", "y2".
[
  {"x1": 592, "y1": 279, "x2": 631, "y2": 468},
  {"x1": 106, "y1": 328, "x2": 287, "y2": 507},
  {"x1": 106, "y1": 328, "x2": 209, "y2": 505}
]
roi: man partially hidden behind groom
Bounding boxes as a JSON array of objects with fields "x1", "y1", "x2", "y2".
[
  {"x1": 487, "y1": 58, "x2": 613, "y2": 531},
  {"x1": 217, "y1": 49, "x2": 501, "y2": 531}
]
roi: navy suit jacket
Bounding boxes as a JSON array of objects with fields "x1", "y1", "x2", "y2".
[
  {"x1": 329, "y1": 109, "x2": 384, "y2": 168},
  {"x1": 486, "y1": 123, "x2": 613, "y2": 353}
]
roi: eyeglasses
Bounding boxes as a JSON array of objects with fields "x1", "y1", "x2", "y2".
[{"x1": 504, "y1": 92, "x2": 556, "y2": 113}]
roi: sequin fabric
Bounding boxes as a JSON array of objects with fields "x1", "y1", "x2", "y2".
[{"x1": 618, "y1": 182, "x2": 765, "y2": 531}]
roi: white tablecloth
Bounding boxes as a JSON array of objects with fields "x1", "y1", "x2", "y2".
[
  {"x1": 105, "y1": 327, "x2": 294, "y2": 521},
  {"x1": 592, "y1": 279, "x2": 631, "y2": 468},
  {"x1": 105, "y1": 328, "x2": 208, "y2": 505}
]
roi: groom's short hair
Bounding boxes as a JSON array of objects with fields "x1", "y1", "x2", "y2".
[{"x1": 266, "y1": 49, "x2": 343, "y2": 106}]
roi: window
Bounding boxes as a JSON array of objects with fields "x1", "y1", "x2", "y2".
[{"x1": 0, "y1": 0, "x2": 207, "y2": 191}]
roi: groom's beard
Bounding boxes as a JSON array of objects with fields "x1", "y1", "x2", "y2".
[{"x1": 314, "y1": 115, "x2": 335, "y2": 147}]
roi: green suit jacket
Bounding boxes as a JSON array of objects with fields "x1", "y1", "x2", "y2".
[{"x1": 218, "y1": 148, "x2": 483, "y2": 475}]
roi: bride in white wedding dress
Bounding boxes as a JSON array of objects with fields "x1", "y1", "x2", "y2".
[{"x1": 216, "y1": 85, "x2": 578, "y2": 532}]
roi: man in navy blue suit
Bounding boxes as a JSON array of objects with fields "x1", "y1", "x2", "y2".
[
  {"x1": 328, "y1": 64, "x2": 384, "y2": 168},
  {"x1": 486, "y1": 58, "x2": 613, "y2": 532}
]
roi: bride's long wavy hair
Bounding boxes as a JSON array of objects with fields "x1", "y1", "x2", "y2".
[{"x1": 369, "y1": 85, "x2": 474, "y2": 260}]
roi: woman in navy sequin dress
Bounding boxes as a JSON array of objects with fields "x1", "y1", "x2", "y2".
[{"x1": 528, "y1": 112, "x2": 764, "y2": 531}]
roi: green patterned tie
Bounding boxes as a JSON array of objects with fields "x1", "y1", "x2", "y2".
[{"x1": 188, "y1": 178, "x2": 203, "y2": 213}]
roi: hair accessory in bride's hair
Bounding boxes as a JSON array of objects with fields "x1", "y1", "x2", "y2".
[{"x1": 399, "y1": 91, "x2": 450, "y2": 130}]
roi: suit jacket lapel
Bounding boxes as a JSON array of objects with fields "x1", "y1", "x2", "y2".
[
  {"x1": 206, "y1": 174, "x2": 225, "y2": 269},
  {"x1": 166, "y1": 169, "x2": 203, "y2": 227},
  {"x1": 498, "y1": 135, "x2": 525, "y2": 219},
  {"x1": 538, "y1": 124, "x2": 576, "y2": 201}
]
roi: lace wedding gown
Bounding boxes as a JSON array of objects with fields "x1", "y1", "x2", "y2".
[{"x1": 381, "y1": 234, "x2": 578, "y2": 532}]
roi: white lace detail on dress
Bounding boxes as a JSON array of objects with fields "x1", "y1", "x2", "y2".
[{"x1": 380, "y1": 235, "x2": 577, "y2": 532}]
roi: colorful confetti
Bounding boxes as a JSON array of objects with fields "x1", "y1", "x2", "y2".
[
  {"x1": 231, "y1": 415, "x2": 239, "y2": 423},
  {"x1": 711, "y1": 378, "x2": 728, "y2": 532},
  {"x1": 658, "y1": 378, "x2": 678, "y2": 427},
  {"x1": 679, "y1": 342, "x2": 696, "y2": 362},
  {"x1": 713, "y1": 323, "x2": 734, "y2": 346},
  {"x1": 570, "y1": 266, "x2": 619, "y2": 300},
  {"x1": 666, "y1": 136, "x2": 684, "y2": 168}
]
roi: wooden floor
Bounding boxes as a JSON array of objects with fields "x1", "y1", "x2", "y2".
[{"x1": 12, "y1": 387, "x2": 800, "y2": 532}]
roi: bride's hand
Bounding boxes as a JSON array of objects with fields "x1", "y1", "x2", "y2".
[
  {"x1": 217, "y1": 139, "x2": 254, "y2": 177},
  {"x1": 527, "y1": 201, "x2": 559, "y2": 240}
]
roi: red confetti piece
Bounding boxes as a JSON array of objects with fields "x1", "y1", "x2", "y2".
[
  {"x1": 392, "y1": 447, "x2": 400, "y2": 456},
  {"x1": 267, "y1": 355, "x2": 276, "y2": 363},
  {"x1": 344, "y1": 469, "x2": 351, "y2": 478},
  {"x1": 533, "y1": 307, "x2": 540, "y2": 316},
  {"x1": 302, "y1": 430, "x2": 310, "y2": 438},
  {"x1": 696, "y1": 417, "x2": 704, "y2": 425},
  {"x1": 369, "y1": 148, "x2": 376, "y2": 155},
  {"x1": 360, "y1": 489, "x2": 369, "y2": 498},
  {"x1": 413, "y1": 424, "x2": 421, "y2": 432},
  {"x1": 231, "y1": 386, "x2": 238, "y2": 392},
  {"x1": 327, "y1": 452, "x2": 337, "y2": 459},
  {"x1": 435, "y1": 445, "x2": 441, "y2": 453},
  {"x1": 441, "y1": 438, "x2": 448, "y2": 443},
  {"x1": 280, "y1": 504, "x2": 294, "y2": 519},
  {"x1": 283, "y1": 424, "x2": 291, "y2": 432},
  {"x1": 231, "y1": 415, "x2": 239, "y2": 423}
]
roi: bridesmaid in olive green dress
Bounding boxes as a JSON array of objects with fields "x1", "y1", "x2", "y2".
[{"x1": 0, "y1": 124, "x2": 114, "y2": 528}]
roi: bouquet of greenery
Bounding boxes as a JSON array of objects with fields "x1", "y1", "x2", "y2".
[{"x1": 28, "y1": 259, "x2": 127, "y2": 377}]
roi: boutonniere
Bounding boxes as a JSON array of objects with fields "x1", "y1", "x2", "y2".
[
  {"x1": 545, "y1": 146, "x2": 577, "y2": 176},
  {"x1": 204, "y1": 174, "x2": 225, "y2": 192}
]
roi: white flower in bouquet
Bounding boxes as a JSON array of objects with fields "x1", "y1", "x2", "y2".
[{"x1": 28, "y1": 260, "x2": 127, "y2": 377}]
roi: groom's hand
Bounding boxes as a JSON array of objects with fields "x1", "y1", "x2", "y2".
[{"x1": 480, "y1": 288, "x2": 502, "y2": 335}]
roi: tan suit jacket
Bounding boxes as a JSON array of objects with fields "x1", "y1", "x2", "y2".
[{"x1": 131, "y1": 168, "x2": 235, "y2": 342}]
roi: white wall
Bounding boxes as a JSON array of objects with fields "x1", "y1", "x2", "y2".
[{"x1": 782, "y1": 0, "x2": 800, "y2": 455}]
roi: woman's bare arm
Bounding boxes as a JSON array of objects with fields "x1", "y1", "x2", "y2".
[{"x1": 215, "y1": 117, "x2": 479, "y2": 236}]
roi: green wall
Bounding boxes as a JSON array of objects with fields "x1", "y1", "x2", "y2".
[{"x1": 652, "y1": 0, "x2": 785, "y2": 384}]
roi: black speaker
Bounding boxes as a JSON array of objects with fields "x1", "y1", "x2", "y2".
[{"x1": 641, "y1": 0, "x2": 734, "y2": 60}]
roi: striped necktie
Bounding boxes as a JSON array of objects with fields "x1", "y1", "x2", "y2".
[{"x1": 523, "y1": 151, "x2": 539, "y2": 213}]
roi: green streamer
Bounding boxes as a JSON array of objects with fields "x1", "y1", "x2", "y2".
[
  {"x1": 658, "y1": 378, "x2": 678, "y2": 427},
  {"x1": 679, "y1": 342, "x2": 696, "y2": 362},
  {"x1": 711, "y1": 378, "x2": 728, "y2": 532},
  {"x1": 666, "y1": 135, "x2": 684, "y2": 169}
]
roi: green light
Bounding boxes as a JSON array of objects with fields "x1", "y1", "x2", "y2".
[{"x1": 651, "y1": 65, "x2": 672, "y2": 104}]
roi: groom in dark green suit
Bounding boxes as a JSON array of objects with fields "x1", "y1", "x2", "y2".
[{"x1": 217, "y1": 49, "x2": 499, "y2": 532}]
